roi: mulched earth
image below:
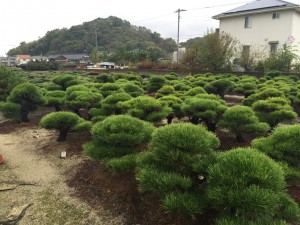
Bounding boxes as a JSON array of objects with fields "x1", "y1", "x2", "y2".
[{"x1": 1, "y1": 103, "x2": 299, "y2": 225}]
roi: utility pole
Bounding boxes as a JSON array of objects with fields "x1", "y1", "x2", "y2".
[{"x1": 175, "y1": 9, "x2": 186, "y2": 63}]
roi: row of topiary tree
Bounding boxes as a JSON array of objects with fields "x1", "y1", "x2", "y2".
[
  {"x1": 82, "y1": 114, "x2": 300, "y2": 224},
  {"x1": 1, "y1": 68, "x2": 300, "y2": 223}
]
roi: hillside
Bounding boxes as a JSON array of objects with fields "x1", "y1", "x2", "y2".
[{"x1": 7, "y1": 16, "x2": 177, "y2": 58}]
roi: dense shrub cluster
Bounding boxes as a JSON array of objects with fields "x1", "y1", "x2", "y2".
[{"x1": 1, "y1": 68, "x2": 300, "y2": 224}]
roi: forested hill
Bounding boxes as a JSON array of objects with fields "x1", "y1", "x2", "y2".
[{"x1": 7, "y1": 16, "x2": 177, "y2": 57}]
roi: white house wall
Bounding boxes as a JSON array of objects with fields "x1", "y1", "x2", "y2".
[
  {"x1": 291, "y1": 11, "x2": 300, "y2": 56},
  {"x1": 219, "y1": 9, "x2": 297, "y2": 55}
]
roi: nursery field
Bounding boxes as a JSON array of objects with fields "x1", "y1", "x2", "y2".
[{"x1": 0, "y1": 68, "x2": 300, "y2": 224}]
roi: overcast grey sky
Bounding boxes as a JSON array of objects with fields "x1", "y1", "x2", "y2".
[{"x1": 0, "y1": 0, "x2": 299, "y2": 56}]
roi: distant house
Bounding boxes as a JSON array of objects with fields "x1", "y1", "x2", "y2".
[
  {"x1": 16, "y1": 54, "x2": 30, "y2": 65},
  {"x1": 98, "y1": 62, "x2": 115, "y2": 69},
  {"x1": 48, "y1": 54, "x2": 89, "y2": 64},
  {"x1": 30, "y1": 56, "x2": 48, "y2": 61},
  {"x1": 213, "y1": 0, "x2": 300, "y2": 56}
]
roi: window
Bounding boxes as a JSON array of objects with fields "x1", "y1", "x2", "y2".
[
  {"x1": 272, "y1": 12, "x2": 280, "y2": 19},
  {"x1": 269, "y1": 42, "x2": 279, "y2": 54},
  {"x1": 242, "y1": 45, "x2": 250, "y2": 57},
  {"x1": 244, "y1": 16, "x2": 252, "y2": 28}
]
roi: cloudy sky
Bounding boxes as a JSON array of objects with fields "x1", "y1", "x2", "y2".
[{"x1": 0, "y1": 0, "x2": 299, "y2": 56}]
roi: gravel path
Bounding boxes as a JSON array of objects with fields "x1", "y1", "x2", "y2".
[{"x1": 0, "y1": 126, "x2": 124, "y2": 225}]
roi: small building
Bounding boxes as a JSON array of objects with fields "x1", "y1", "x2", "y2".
[
  {"x1": 16, "y1": 54, "x2": 30, "y2": 65},
  {"x1": 212, "y1": 0, "x2": 300, "y2": 56},
  {"x1": 172, "y1": 48, "x2": 186, "y2": 63},
  {"x1": 98, "y1": 62, "x2": 115, "y2": 69},
  {"x1": 48, "y1": 54, "x2": 89, "y2": 64},
  {"x1": 30, "y1": 56, "x2": 48, "y2": 61}
]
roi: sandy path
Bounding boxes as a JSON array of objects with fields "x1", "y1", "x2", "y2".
[{"x1": 0, "y1": 127, "x2": 124, "y2": 225}]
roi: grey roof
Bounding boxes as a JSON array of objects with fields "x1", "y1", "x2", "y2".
[
  {"x1": 62, "y1": 54, "x2": 89, "y2": 60},
  {"x1": 213, "y1": 0, "x2": 299, "y2": 19}
]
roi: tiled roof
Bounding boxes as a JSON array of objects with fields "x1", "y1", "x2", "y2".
[
  {"x1": 17, "y1": 54, "x2": 30, "y2": 59},
  {"x1": 213, "y1": 0, "x2": 299, "y2": 19}
]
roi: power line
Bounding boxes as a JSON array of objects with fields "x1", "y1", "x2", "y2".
[
  {"x1": 132, "y1": 1, "x2": 250, "y2": 24},
  {"x1": 185, "y1": 1, "x2": 251, "y2": 11}
]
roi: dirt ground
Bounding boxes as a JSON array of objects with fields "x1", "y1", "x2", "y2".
[
  {"x1": 0, "y1": 99, "x2": 299, "y2": 225},
  {"x1": 0, "y1": 112, "x2": 125, "y2": 225}
]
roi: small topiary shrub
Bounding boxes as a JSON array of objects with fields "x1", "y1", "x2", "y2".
[
  {"x1": 4, "y1": 83, "x2": 45, "y2": 122},
  {"x1": 204, "y1": 79, "x2": 233, "y2": 99},
  {"x1": 119, "y1": 96, "x2": 172, "y2": 122},
  {"x1": 181, "y1": 95, "x2": 227, "y2": 131},
  {"x1": 40, "y1": 111, "x2": 81, "y2": 141},
  {"x1": 156, "y1": 85, "x2": 176, "y2": 98},
  {"x1": 157, "y1": 95, "x2": 183, "y2": 124},
  {"x1": 136, "y1": 123, "x2": 220, "y2": 217},
  {"x1": 252, "y1": 124, "x2": 300, "y2": 169},
  {"x1": 44, "y1": 90, "x2": 65, "y2": 111},
  {"x1": 147, "y1": 75, "x2": 166, "y2": 93},
  {"x1": 207, "y1": 147, "x2": 300, "y2": 224},
  {"x1": 52, "y1": 75, "x2": 80, "y2": 91},
  {"x1": 242, "y1": 88, "x2": 285, "y2": 106},
  {"x1": 218, "y1": 106, "x2": 269, "y2": 142},
  {"x1": 84, "y1": 115, "x2": 155, "y2": 172},
  {"x1": 252, "y1": 97, "x2": 297, "y2": 129}
]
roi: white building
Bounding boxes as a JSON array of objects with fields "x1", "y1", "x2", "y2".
[
  {"x1": 172, "y1": 47, "x2": 186, "y2": 63},
  {"x1": 213, "y1": 0, "x2": 300, "y2": 56}
]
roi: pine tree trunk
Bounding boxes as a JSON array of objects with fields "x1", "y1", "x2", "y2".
[{"x1": 57, "y1": 129, "x2": 68, "y2": 142}]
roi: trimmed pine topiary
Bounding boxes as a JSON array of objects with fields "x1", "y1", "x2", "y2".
[{"x1": 207, "y1": 147, "x2": 300, "y2": 224}]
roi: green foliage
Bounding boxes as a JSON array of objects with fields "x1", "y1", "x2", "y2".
[
  {"x1": 147, "y1": 75, "x2": 166, "y2": 93},
  {"x1": 65, "y1": 85, "x2": 103, "y2": 114},
  {"x1": 136, "y1": 123, "x2": 219, "y2": 217},
  {"x1": 91, "y1": 115, "x2": 154, "y2": 147},
  {"x1": 19, "y1": 60, "x2": 58, "y2": 71},
  {"x1": 73, "y1": 120, "x2": 93, "y2": 132},
  {"x1": 120, "y1": 82, "x2": 144, "y2": 97},
  {"x1": 242, "y1": 88, "x2": 285, "y2": 106},
  {"x1": 162, "y1": 192, "x2": 205, "y2": 217},
  {"x1": 263, "y1": 44, "x2": 298, "y2": 72},
  {"x1": 156, "y1": 85, "x2": 175, "y2": 98},
  {"x1": 94, "y1": 74, "x2": 115, "y2": 83},
  {"x1": 181, "y1": 95, "x2": 227, "y2": 130},
  {"x1": 204, "y1": 78, "x2": 233, "y2": 99},
  {"x1": 252, "y1": 97, "x2": 297, "y2": 129},
  {"x1": 100, "y1": 92, "x2": 132, "y2": 115},
  {"x1": 0, "y1": 101, "x2": 21, "y2": 120},
  {"x1": 137, "y1": 167, "x2": 193, "y2": 193},
  {"x1": 6, "y1": 83, "x2": 45, "y2": 122},
  {"x1": 0, "y1": 66, "x2": 25, "y2": 101},
  {"x1": 99, "y1": 83, "x2": 122, "y2": 97},
  {"x1": 232, "y1": 79, "x2": 257, "y2": 98},
  {"x1": 44, "y1": 90, "x2": 65, "y2": 111},
  {"x1": 215, "y1": 217, "x2": 289, "y2": 225},
  {"x1": 84, "y1": 115, "x2": 154, "y2": 172},
  {"x1": 195, "y1": 31, "x2": 237, "y2": 71},
  {"x1": 183, "y1": 87, "x2": 207, "y2": 98},
  {"x1": 158, "y1": 95, "x2": 183, "y2": 124},
  {"x1": 105, "y1": 153, "x2": 138, "y2": 173},
  {"x1": 52, "y1": 75, "x2": 80, "y2": 91},
  {"x1": 119, "y1": 96, "x2": 172, "y2": 122},
  {"x1": 7, "y1": 16, "x2": 176, "y2": 63},
  {"x1": 218, "y1": 106, "x2": 269, "y2": 142},
  {"x1": 264, "y1": 70, "x2": 281, "y2": 78},
  {"x1": 40, "y1": 111, "x2": 80, "y2": 141},
  {"x1": 252, "y1": 124, "x2": 300, "y2": 168},
  {"x1": 207, "y1": 148, "x2": 299, "y2": 223}
]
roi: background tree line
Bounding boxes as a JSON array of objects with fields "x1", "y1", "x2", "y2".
[{"x1": 7, "y1": 16, "x2": 177, "y2": 62}]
